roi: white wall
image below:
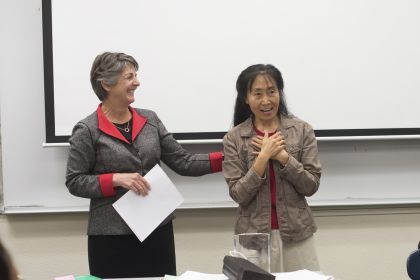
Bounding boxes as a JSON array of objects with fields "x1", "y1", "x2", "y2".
[
  {"x1": 1, "y1": 207, "x2": 420, "y2": 280},
  {"x1": 2, "y1": 0, "x2": 420, "y2": 213}
]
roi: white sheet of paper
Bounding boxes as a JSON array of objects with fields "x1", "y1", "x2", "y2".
[
  {"x1": 113, "y1": 164, "x2": 184, "y2": 242},
  {"x1": 177, "y1": 271, "x2": 228, "y2": 280},
  {"x1": 273, "y1": 269, "x2": 334, "y2": 280}
]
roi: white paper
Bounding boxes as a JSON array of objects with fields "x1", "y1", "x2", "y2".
[
  {"x1": 177, "y1": 271, "x2": 228, "y2": 280},
  {"x1": 273, "y1": 269, "x2": 334, "y2": 280},
  {"x1": 113, "y1": 164, "x2": 184, "y2": 241},
  {"x1": 163, "y1": 276, "x2": 179, "y2": 280}
]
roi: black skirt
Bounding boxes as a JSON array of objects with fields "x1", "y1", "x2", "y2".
[{"x1": 88, "y1": 221, "x2": 176, "y2": 278}]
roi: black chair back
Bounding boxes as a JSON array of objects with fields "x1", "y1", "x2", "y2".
[{"x1": 407, "y1": 243, "x2": 420, "y2": 280}]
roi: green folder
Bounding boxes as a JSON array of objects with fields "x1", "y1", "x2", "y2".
[{"x1": 75, "y1": 276, "x2": 102, "y2": 280}]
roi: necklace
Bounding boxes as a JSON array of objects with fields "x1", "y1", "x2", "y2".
[{"x1": 114, "y1": 119, "x2": 130, "y2": 133}]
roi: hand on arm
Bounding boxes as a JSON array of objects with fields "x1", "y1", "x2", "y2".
[{"x1": 113, "y1": 173, "x2": 151, "y2": 196}]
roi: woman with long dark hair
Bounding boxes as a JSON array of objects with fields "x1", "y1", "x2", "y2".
[{"x1": 223, "y1": 64, "x2": 321, "y2": 272}]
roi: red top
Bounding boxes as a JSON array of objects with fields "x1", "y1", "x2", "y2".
[
  {"x1": 96, "y1": 104, "x2": 222, "y2": 196},
  {"x1": 253, "y1": 126, "x2": 279, "y2": 229}
]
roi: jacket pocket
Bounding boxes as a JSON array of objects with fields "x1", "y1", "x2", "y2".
[
  {"x1": 283, "y1": 182, "x2": 306, "y2": 207},
  {"x1": 298, "y1": 206, "x2": 313, "y2": 226},
  {"x1": 286, "y1": 144, "x2": 301, "y2": 160},
  {"x1": 287, "y1": 205, "x2": 313, "y2": 233}
]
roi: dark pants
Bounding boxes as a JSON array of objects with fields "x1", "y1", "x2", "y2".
[{"x1": 88, "y1": 221, "x2": 176, "y2": 278}]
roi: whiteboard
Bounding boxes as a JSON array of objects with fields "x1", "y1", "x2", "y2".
[
  {"x1": 1, "y1": 0, "x2": 420, "y2": 214},
  {"x1": 43, "y1": 0, "x2": 420, "y2": 143}
]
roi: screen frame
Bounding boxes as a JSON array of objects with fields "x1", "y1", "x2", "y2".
[{"x1": 42, "y1": 0, "x2": 420, "y2": 143}]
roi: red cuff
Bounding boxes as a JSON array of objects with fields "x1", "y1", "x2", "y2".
[
  {"x1": 98, "y1": 173, "x2": 116, "y2": 197},
  {"x1": 209, "y1": 152, "x2": 223, "y2": 173}
]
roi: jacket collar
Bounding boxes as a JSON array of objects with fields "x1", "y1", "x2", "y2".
[
  {"x1": 239, "y1": 115, "x2": 296, "y2": 138},
  {"x1": 97, "y1": 104, "x2": 147, "y2": 144}
]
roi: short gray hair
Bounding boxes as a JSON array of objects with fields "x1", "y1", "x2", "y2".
[{"x1": 90, "y1": 52, "x2": 139, "y2": 101}]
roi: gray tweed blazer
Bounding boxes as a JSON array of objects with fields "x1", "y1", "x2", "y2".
[{"x1": 65, "y1": 107, "x2": 213, "y2": 235}]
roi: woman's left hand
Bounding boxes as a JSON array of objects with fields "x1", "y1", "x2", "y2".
[{"x1": 112, "y1": 172, "x2": 151, "y2": 196}]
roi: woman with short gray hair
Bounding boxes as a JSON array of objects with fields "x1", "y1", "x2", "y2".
[{"x1": 66, "y1": 52, "x2": 222, "y2": 278}]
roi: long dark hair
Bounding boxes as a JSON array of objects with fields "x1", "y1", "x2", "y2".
[{"x1": 233, "y1": 64, "x2": 289, "y2": 126}]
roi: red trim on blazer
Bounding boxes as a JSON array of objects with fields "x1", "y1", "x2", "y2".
[
  {"x1": 99, "y1": 173, "x2": 116, "y2": 197},
  {"x1": 209, "y1": 152, "x2": 223, "y2": 173},
  {"x1": 97, "y1": 104, "x2": 147, "y2": 143},
  {"x1": 96, "y1": 104, "x2": 148, "y2": 196},
  {"x1": 130, "y1": 106, "x2": 147, "y2": 142}
]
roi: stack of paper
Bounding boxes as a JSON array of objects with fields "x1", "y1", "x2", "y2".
[
  {"x1": 163, "y1": 275, "x2": 179, "y2": 280},
  {"x1": 176, "y1": 271, "x2": 228, "y2": 280},
  {"x1": 273, "y1": 269, "x2": 334, "y2": 280},
  {"x1": 170, "y1": 269, "x2": 334, "y2": 280}
]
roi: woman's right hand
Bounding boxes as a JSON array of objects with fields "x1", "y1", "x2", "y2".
[
  {"x1": 250, "y1": 132, "x2": 285, "y2": 177},
  {"x1": 112, "y1": 173, "x2": 151, "y2": 196},
  {"x1": 252, "y1": 131, "x2": 285, "y2": 160}
]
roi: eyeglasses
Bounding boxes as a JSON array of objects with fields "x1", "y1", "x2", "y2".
[{"x1": 248, "y1": 88, "x2": 279, "y2": 99}]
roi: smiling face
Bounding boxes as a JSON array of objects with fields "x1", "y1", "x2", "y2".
[
  {"x1": 245, "y1": 74, "x2": 280, "y2": 124},
  {"x1": 103, "y1": 64, "x2": 140, "y2": 106}
]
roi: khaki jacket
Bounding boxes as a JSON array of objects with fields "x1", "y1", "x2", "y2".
[{"x1": 223, "y1": 116, "x2": 321, "y2": 241}]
